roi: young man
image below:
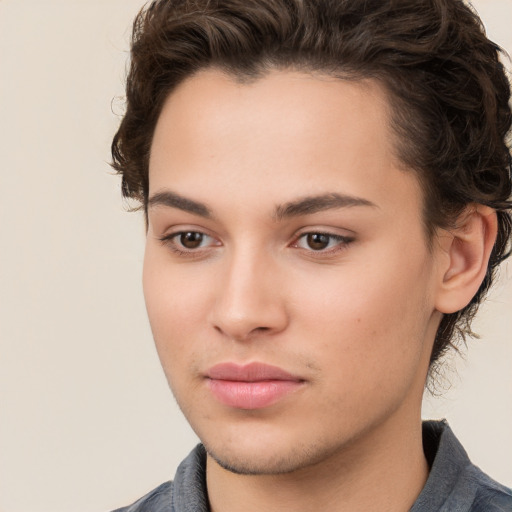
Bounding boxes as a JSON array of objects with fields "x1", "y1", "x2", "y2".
[{"x1": 111, "y1": 0, "x2": 512, "y2": 510}]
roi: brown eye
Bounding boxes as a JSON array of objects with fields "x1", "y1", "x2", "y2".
[
  {"x1": 295, "y1": 232, "x2": 354, "y2": 253},
  {"x1": 180, "y1": 232, "x2": 204, "y2": 249},
  {"x1": 306, "y1": 233, "x2": 330, "y2": 250}
]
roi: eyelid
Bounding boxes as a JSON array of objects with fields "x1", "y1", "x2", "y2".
[
  {"x1": 156, "y1": 225, "x2": 354, "y2": 258},
  {"x1": 158, "y1": 227, "x2": 222, "y2": 256},
  {"x1": 292, "y1": 225, "x2": 355, "y2": 240},
  {"x1": 291, "y1": 229, "x2": 355, "y2": 254}
]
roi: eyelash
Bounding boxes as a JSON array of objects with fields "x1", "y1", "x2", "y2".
[
  {"x1": 158, "y1": 230, "x2": 354, "y2": 257},
  {"x1": 159, "y1": 231, "x2": 219, "y2": 257},
  {"x1": 292, "y1": 232, "x2": 355, "y2": 255}
]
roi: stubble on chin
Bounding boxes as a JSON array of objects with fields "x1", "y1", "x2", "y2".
[{"x1": 204, "y1": 439, "x2": 337, "y2": 476}]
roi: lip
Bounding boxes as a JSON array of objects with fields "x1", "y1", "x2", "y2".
[{"x1": 206, "y1": 362, "x2": 305, "y2": 410}]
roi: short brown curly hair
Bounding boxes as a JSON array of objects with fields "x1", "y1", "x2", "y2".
[{"x1": 111, "y1": 0, "x2": 512, "y2": 372}]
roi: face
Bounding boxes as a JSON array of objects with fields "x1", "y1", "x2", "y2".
[{"x1": 144, "y1": 69, "x2": 444, "y2": 475}]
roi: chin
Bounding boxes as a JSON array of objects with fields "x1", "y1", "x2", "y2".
[{"x1": 203, "y1": 436, "x2": 333, "y2": 476}]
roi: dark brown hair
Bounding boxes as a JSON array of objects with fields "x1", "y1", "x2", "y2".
[{"x1": 111, "y1": 0, "x2": 512, "y2": 373}]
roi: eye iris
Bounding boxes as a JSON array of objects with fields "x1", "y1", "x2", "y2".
[
  {"x1": 307, "y1": 233, "x2": 330, "y2": 250},
  {"x1": 180, "y1": 232, "x2": 203, "y2": 249}
]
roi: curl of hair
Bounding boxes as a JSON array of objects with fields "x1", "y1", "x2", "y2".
[{"x1": 111, "y1": 0, "x2": 512, "y2": 375}]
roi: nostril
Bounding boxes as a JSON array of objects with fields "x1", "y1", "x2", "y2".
[{"x1": 212, "y1": 322, "x2": 274, "y2": 341}]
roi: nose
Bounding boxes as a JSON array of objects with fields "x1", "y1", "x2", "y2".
[{"x1": 209, "y1": 248, "x2": 289, "y2": 342}]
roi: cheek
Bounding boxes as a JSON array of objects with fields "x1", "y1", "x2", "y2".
[
  {"x1": 296, "y1": 262, "x2": 428, "y2": 333},
  {"x1": 142, "y1": 249, "x2": 208, "y2": 363},
  {"x1": 292, "y1": 252, "x2": 434, "y2": 386},
  {"x1": 142, "y1": 258, "x2": 214, "y2": 409}
]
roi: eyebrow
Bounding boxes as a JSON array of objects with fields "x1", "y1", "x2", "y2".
[
  {"x1": 147, "y1": 190, "x2": 377, "y2": 220},
  {"x1": 273, "y1": 193, "x2": 377, "y2": 220},
  {"x1": 147, "y1": 190, "x2": 212, "y2": 218}
]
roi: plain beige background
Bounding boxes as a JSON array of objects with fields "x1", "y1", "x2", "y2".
[{"x1": 0, "y1": 1, "x2": 511, "y2": 511}]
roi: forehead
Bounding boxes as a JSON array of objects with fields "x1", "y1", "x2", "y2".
[
  {"x1": 148, "y1": 68, "x2": 423, "y2": 223},
  {"x1": 151, "y1": 68, "x2": 394, "y2": 166}
]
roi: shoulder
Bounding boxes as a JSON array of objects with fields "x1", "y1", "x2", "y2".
[
  {"x1": 468, "y1": 466, "x2": 512, "y2": 512},
  {"x1": 111, "y1": 481, "x2": 173, "y2": 512},
  {"x1": 110, "y1": 444, "x2": 208, "y2": 512},
  {"x1": 413, "y1": 421, "x2": 512, "y2": 512}
]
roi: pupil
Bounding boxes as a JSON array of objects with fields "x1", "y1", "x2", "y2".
[
  {"x1": 180, "y1": 232, "x2": 203, "y2": 249},
  {"x1": 307, "y1": 233, "x2": 329, "y2": 250}
]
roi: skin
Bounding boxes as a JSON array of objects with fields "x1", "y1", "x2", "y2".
[{"x1": 143, "y1": 69, "x2": 494, "y2": 511}]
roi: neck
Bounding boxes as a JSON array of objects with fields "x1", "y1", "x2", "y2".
[{"x1": 206, "y1": 412, "x2": 429, "y2": 512}]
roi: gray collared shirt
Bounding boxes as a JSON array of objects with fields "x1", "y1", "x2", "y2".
[{"x1": 112, "y1": 421, "x2": 512, "y2": 511}]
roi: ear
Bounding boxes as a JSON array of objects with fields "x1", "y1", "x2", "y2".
[{"x1": 434, "y1": 205, "x2": 498, "y2": 314}]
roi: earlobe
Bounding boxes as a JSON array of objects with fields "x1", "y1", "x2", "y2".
[{"x1": 434, "y1": 205, "x2": 497, "y2": 314}]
